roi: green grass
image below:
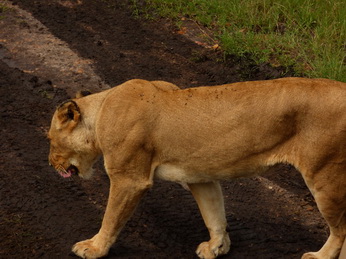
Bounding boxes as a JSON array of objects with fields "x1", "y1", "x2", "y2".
[
  {"x1": 0, "y1": 3, "x2": 12, "y2": 20},
  {"x1": 131, "y1": 0, "x2": 346, "y2": 82}
]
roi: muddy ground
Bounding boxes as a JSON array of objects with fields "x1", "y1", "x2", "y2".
[{"x1": 0, "y1": 1, "x2": 328, "y2": 258}]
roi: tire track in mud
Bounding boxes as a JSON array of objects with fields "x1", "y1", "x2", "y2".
[{"x1": 0, "y1": 0, "x2": 109, "y2": 96}]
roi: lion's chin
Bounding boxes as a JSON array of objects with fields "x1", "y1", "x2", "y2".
[{"x1": 77, "y1": 167, "x2": 94, "y2": 180}]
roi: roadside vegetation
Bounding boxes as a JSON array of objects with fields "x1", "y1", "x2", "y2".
[
  {"x1": 131, "y1": 0, "x2": 346, "y2": 82},
  {"x1": 0, "y1": 2, "x2": 13, "y2": 20},
  {"x1": 0, "y1": 4, "x2": 8, "y2": 19}
]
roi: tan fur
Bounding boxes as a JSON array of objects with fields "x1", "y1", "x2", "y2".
[
  {"x1": 48, "y1": 78, "x2": 346, "y2": 259},
  {"x1": 340, "y1": 239, "x2": 346, "y2": 259}
]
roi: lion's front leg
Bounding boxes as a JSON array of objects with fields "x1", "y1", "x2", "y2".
[
  {"x1": 73, "y1": 175, "x2": 152, "y2": 259},
  {"x1": 188, "y1": 181, "x2": 231, "y2": 259}
]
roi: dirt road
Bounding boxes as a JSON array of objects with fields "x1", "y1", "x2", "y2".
[{"x1": 0, "y1": 1, "x2": 327, "y2": 258}]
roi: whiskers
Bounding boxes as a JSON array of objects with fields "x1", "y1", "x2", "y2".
[
  {"x1": 56, "y1": 164, "x2": 67, "y2": 174},
  {"x1": 56, "y1": 164, "x2": 72, "y2": 178}
]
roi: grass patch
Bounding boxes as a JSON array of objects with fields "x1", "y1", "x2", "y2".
[
  {"x1": 0, "y1": 2, "x2": 12, "y2": 20},
  {"x1": 131, "y1": 0, "x2": 346, "y2": 82}
]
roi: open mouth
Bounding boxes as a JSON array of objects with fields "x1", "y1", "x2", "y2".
[{"x1": 56, "y1": 165, "x2": 79, "y2": 178}]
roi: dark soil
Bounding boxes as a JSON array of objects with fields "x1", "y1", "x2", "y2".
[{"x1": 0, "y1": 1, "x2": 327, "y2": 258}]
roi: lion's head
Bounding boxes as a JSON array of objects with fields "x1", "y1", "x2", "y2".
[{"x1": 48, "y1": 95, "x2": 100, "y2": 179}]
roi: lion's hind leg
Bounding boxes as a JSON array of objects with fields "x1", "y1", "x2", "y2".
[
  {"x1": 302, "y1": 164, "x2": 346, "y2": 259},
  {"x1": 339, "y1": 238, "x2": 346, "y2": 259},
  {"x1": 188, "y1": 181, "x2": 230, "y2": 259}
]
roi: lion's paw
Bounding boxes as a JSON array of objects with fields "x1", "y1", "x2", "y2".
[
  {"x1": 72, "y1": 238, "x2": 108, "y2": 259},
  {"x1": 196, "y1": 235, "x2": 231, "y2": 259},
  {"x1": 301, "y1": 252, "x2": 319, "y2": 259}
]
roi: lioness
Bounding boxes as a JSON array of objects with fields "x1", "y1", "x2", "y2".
[{"x1": 48, "y1": 78, "x2": 346, "y2": 259}]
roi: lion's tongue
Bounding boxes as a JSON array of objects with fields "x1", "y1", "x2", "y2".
[
  {"x1": 59, "y1": 170, "x2": 72, "y2": 178},
  {"x1": 64, "y1": 172, "x2": 72, "y2": 178},
  {"x1": 67, "y1": 166, "x2": 78, "y2": 175}
]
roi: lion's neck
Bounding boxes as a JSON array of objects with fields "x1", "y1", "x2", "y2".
[{"x1": 75, "y1": 90, "x2": 110, "y2": 149}]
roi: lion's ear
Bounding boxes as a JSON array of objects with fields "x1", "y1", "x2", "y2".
[
  {"x1": 75, "y1": 90, "x2": 92, "y2": 99},
  {"x1": 56, "y1": 101, "x2": 81, "y2": 130}
]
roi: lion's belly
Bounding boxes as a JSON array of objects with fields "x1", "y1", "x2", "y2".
[
  {"x1": 154, "y1": 164, "x2": 207, "y2": 183},
  {"x1": 153, "y1": 163, "x2": 266, "y2": 183}
]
